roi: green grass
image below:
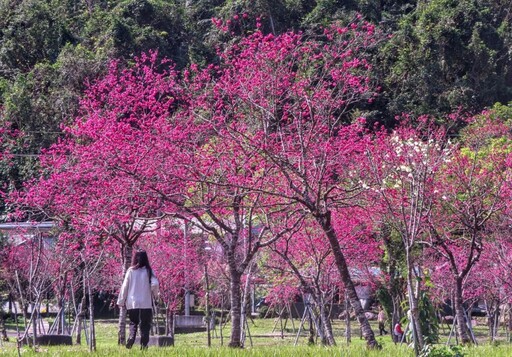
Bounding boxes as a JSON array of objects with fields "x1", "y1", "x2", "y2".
[
  {"x1": 1, "y1": 318, "x2": 512, "y2": 356},
  {"x1": 0, "y1": 344, "x2": 415, "y2": 357}
]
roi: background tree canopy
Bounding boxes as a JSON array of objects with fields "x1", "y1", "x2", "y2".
[{"x1": 0, "y1": 0, "x2": 511, "y2": 194}]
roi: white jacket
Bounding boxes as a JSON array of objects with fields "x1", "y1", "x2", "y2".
[{"x1": 117, "y1": 267, "x2": 159, "y2": 309}]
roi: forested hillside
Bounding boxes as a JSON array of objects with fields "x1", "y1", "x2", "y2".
[{"x1": 0, "y1": 0, "x2": 511, "y2": 192}]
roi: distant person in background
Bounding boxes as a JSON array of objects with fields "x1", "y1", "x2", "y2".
[
  {"x1": 378, "y1": 307, "x2": 388, "y2": 335},
  {"x1": 394, "y1": 321, "x2": 404, "y2": 344},
  {"x1": 117, "y1": 250, "x2": 159, "y2": 350}
]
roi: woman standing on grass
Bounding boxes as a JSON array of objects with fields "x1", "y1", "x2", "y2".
[{"x1": 117, "y1": 250, "x2": 159, "y2": 350}]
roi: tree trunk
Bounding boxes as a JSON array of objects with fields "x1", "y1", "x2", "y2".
[
  {"x1": 228, "y1": 269, "x2": 242, "y2": 348},
  {"x1": 276, "y1": 249, "x2": 336, "y2": 345},
  {"x1": 486, "y1": 299, "x2": 500, "y2": 343},
  {"x1": 494, "y1": 304, "x2": 500, "y2": 342},
  {"x1": 380, "y1": 222, "x2": 406, "y2": 341},
  {"x1": 76, "y1": 279, "x2": 87, "y2": 345},
  {"x1": 76, "y1": 308, "x2": 84, "y2": 344},
  {"x1": 319, "y1": 302, "x2": 336, "y2": 345},
  {"x1": 345, "y1": 291, "x2": 352, "y2": 344},
  {"x1": 317, "y1": 215, "x2": 379, "y2": 348},
  {"x1": 240, "y1": 262, "x2": 255, "y2": 347},
  {"x1": 0, "y1": 318, "x2": 7, "y2": 342},
  {"x1": 165, "y1": 309, "x2": 174, "y2": 337},
  {"x1": 453, "y1": 278, "x2": 471, "y2": 344},
  {"x1": 406, "y1": 258, "x2": 424, "y2": 354},
  {"x1": 220, "y1": 296, "x2": 225, "y2": 346},
  {"x1": 87, "y1": 278, "x2": 96, "y2": 352},
  {"x1": 57, "y1": 272, "x2": 68, "y2": 334},
  {"x1": 118, "y1": 244, "x2": 133, "y2": 345},
  {"x1": 31, "y1": 302, "x2": 37, "y2": 347},
  {"x1": 205, "y1": 265, "x2": 211, "y2": 347},
  {"x1": 14, "y1": 271, "x2": 28, "y2": 330},
  {"x1": 508, "y1": 303, "x2": 512, "y2": 343},
  {"x1": 308, "y1": 311, "x2": 315, "y2": 345}
]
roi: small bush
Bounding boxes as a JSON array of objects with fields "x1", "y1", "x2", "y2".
[{"x1": 420, "y1": 344, "x2": 464, "y2": 357}]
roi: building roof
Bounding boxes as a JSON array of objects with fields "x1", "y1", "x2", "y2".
[{"x1": 0, "y1": 221, "x2": 54, "y2": 232}]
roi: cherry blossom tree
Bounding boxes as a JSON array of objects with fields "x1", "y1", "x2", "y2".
[
  {"x1": 15, "y1": 51, "x2": 295, "y2": 348},
  {"x1": 0, "y1": 233, "x2": 50, "y2": 342},
  {"x1": 11, "y1": 52, "x2": 184, "y2": 345},
  {"x1": 425, "y1": 113, "x2": 512, "y2": 344},
  {"x1": 364, "y1": 116, "x2": 454, "y2": 352},
  {"x1": 266, "y1": 207, "x2": 380, "y2": 346},
  {"x1": 185, "y1": 18, "x2": 384, "y2": 348},
  {"x1": 427, "y1": 151, "x2": 510, "y2": 344},
  {"x1": 484, "y1": 232, "x2": 512, "y2": 341},
  {"x1": 266, "y1": 217, "x2": 340, "y2": 345},
  {"x1": 154, "y1": 135, "x2": 301, "y2": 348},
  {"x1": 0, "y1": 224, "x2": 76, "y2": 346}
]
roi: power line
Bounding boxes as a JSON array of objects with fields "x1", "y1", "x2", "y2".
[
  {"x1": 6, "y1": 153, "x2": 71, "y2": 158},
  {"x1": 22, "y1": 131, "x2": 63, "y2": 134}
]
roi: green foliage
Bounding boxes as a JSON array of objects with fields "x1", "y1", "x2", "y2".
[
  {"x1": 375, "y1": 287, "x2": 393, "y2": 316},
  {"x1": 420, "y1": 344, "x2": 465, "y2": 357},
  {"x1": 459, "y1": 102, "x2": 512, "y2": 156},
  {"x1": 376, "y1": 224, "x2": 407, "y2": 321},
  {"x1": 0, "y1": 44, "x2": 107, "y2": 187},
  {"x1": 485, "y1": 102, "x2": 512, "y2": 124},
  {"x1": 110, "y1": 0, "x2": 187, "y2": 66},
  {"x1": 0, "y1": 0, "x2": 74, "y2": 75},
  {"x1": 302, "y1": 0, "x2": 356, "y2": 26},
  {"x1": 0, "y1": 0, "x2": 190, "y2": 189},
  {"x1": 380, "y1": 228, "x2": 407, "y2": 275},
  {"x1": 400, "y1": 289, "x2": 439, "y2": 345},
  {"x1": 302, "y1": 0, "x2": 417, "y2": 26},
  {"x1": 381, "y1": 0, "x2": 512, "y2": 117},
  {"x1": 418, "y1": 290, "x2": 439, "y2": 345},
  {"x1": 215, "y1": 0, "x2": 310, "y2": 33}
]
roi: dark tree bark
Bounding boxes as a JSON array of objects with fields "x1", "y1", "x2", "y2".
[
  {"x1": 317, "y1": 213, "x2": 379, "y2": 348},
  {"x1": 228, "y1": 269, "x2": 242, "y2": 348},
  {"x1": 453, "y1": 278, "x2": 471, "y2": 344}
]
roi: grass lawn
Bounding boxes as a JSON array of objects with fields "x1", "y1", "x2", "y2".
[{"x1": 0, "y1": 317, "x2": 511, "y2": 356}]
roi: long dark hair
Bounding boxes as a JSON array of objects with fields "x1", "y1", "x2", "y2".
[{"x1": 131, "y1": 250, "x2": 153, "y2": 283}]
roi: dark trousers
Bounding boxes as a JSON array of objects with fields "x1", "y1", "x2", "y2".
[
  {"x1": 128, "y1": 308, "x2": 152, "y2": 347},
  {"x1": 378, "y1": 322, "x2": 387, "y2": 335}
]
